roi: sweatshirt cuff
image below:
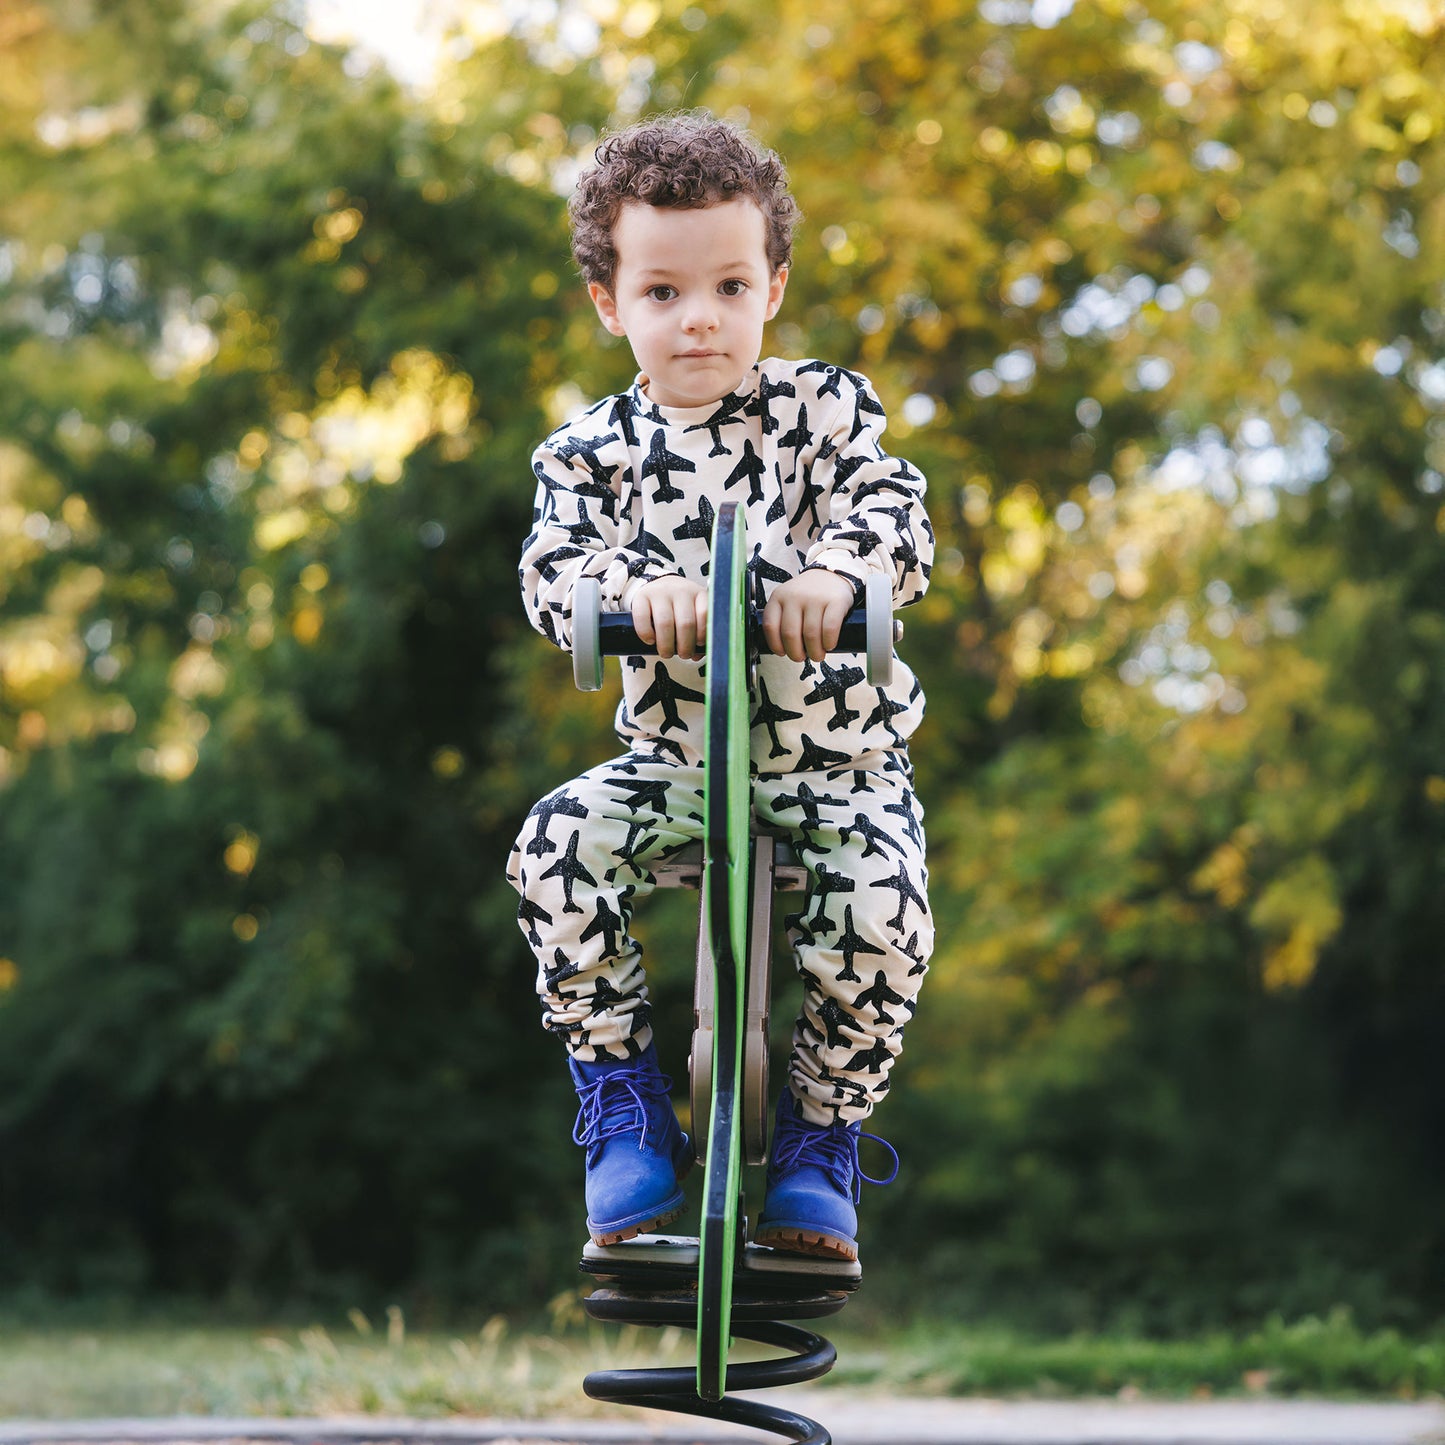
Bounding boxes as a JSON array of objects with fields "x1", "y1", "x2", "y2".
[
  {"x1": 616, "y1": 566, "x2": 678, "y2": 612},
  {"x1": 804, "y1": 548, "x2": 884, "y2": 592}
]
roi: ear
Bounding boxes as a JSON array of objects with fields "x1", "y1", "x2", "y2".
[
  {"x1": 588, "y1": 282, "x2": 626, "y2": 337},
  {"x1": 764, "y1": 266, "x2": 789, "y2": 322}
]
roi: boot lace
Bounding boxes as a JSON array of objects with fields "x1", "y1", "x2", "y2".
[
  {"x1": 771, "y1": 1115, "x2": 901, "y2": 1203},
  {"x1": 572, "y1": 1064, "x2": 676, "y2": 1160}
]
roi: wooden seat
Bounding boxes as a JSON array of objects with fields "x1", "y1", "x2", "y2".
[{"x1": 649, "y1": 830, "x2": 807, "y2": 1166}]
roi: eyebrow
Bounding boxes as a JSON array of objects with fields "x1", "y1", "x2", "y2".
[{"x1": 634, "y1": 261, "x2": 762, "y2": 278}]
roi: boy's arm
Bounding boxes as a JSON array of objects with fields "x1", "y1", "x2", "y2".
[
  {"x1": 802, "y1": 370, "x2": 935, "y2": 608},
  {"x1": 519, "y1": 442, "x2": 677, "y2": 651}
]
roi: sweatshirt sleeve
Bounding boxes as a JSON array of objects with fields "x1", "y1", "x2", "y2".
[
  {"x1": 519, "y1": 434, "x2": 675, "y2": 652},
  {"x1": 802, "y1": 369, "x2": 934, "y2": 608}
]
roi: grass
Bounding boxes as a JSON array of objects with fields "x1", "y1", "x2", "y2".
[
  {"x1": 0, "y1": 1302, "x2": 1441, "y2": 1420},
  {"x1": 833, "y1": 1309, "x2": 1445, "y2": 1401},
  {"x1": 0, "y1": 1307, "x2": 687, "y2": 1421}
]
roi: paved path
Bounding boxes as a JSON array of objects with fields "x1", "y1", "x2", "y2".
[{"x1": 2, "y1": 1397, "x2": 1443, "y2": 1445}]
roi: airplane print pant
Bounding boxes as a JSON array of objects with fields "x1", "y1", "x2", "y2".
[{"x1": 506, "y1": 744, "x2": 932, "y2": 1127}]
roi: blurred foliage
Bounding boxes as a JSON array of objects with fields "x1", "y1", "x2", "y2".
[{"x1": 0, "y1": 0, "x2": 1442, "y2": 1328}]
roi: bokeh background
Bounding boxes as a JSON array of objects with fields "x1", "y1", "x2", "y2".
[{"x1": 1, "y1": 0, "x2": 1443, "y2": 1336}]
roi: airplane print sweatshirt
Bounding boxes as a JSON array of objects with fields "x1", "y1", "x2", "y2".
[{"x1": 519, "y1": 357, "x2": 934, "y2": 774}]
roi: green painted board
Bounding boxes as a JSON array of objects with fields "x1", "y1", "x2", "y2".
[{"x1": 697, "y1": 502, "x2": 750, "y2": 1401}]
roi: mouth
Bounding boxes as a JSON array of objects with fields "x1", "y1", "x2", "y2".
[{"x1": 678, "y1": 349, "x2": 724, "y2": 359}]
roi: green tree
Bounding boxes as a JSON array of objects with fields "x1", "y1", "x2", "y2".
[
  {"x1": 577, "y1": 0, "x2": 1445, "y2": 1323},
  {"x1": 0, "y1": 0, "x2": 599, "y2": 1301},
  {"x1": 2, "y1": 0, "x2": 1442, "y2": 1326}
]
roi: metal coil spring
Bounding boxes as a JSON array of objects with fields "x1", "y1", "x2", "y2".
[{"x1": 582, "y1": 1288, "x2": 844, "y2": 1445}]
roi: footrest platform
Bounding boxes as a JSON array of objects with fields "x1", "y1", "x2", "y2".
[{"x1": 581, "y1": 1233, "x2": 862, "y2": 1298}]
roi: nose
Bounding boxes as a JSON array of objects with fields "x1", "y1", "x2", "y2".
[{"x1": 682, "y1": 296, "x2": 720, "y2": 334}]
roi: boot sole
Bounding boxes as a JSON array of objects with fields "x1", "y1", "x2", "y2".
[
  {"x1": 587, "y1": 1156, "x2": 694, "y2": 1247},
  {"x1": 753, "y1": 1225, "x2": 859, "y2": 1262},
  {"x1": 590, "y1": 1202, "x2": 684, "y2": 1247}
]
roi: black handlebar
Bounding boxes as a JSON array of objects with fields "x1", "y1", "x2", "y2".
[{"x1": 598, "y1": 606, "x2": 876, "y2": 658}]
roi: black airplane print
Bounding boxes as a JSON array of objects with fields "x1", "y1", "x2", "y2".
[
  {"x1": 640, "y1": 428, "x2": 695, "y2": 504},
  {"x1": 631, "y1": 662, "x2": 705, "y2": 735}
]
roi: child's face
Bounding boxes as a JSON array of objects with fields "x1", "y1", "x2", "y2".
[{"x1": 589, "y1": 198, "x2": 788, "y2": 410}]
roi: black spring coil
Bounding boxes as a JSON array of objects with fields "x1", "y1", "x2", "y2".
[{"x1": 583, "y1": 1289, "x2": 843, "y2": 1445}]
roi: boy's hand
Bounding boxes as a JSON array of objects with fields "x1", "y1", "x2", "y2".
[
  {"x1": 763, "y1": 570, "x2": 857, "y2": 663},
  {"x1": 632, "y1": 576, "x2": 708, "y2": 660}
]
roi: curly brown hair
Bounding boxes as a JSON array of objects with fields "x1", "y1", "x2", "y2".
[{"x1": 569, "y1": 111, "x2": 801, "y2": 291}]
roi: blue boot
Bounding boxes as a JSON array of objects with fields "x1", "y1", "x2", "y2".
[
  {"x1": 754, "y1": 1090, "x2": 898, "y2": 1261},
  {"x1": 569, "y1": 1041, "x2": 692, "y2": 1245}
]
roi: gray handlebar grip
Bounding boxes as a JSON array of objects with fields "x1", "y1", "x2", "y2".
[
  {"x1": 572, "y1": 576, "x2": 603, "y2": 691},
  {"x1": 865, "y1": 571, "x2": 894, "y2": 687}
]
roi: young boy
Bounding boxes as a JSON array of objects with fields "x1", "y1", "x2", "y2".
[{"x1": 507, "y1": 111, "x2": 934, "y2": 1262}]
